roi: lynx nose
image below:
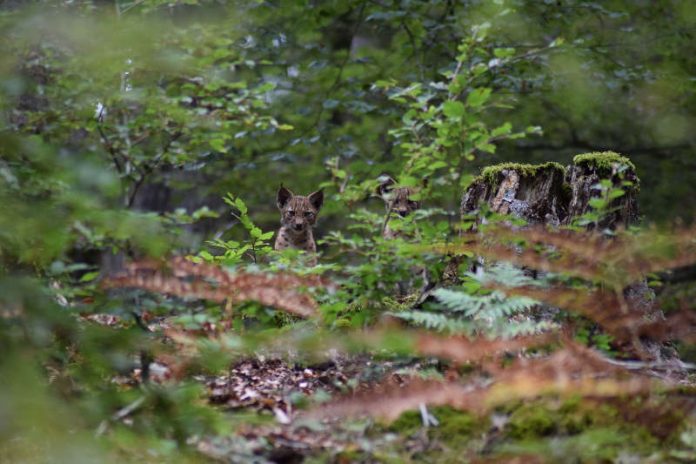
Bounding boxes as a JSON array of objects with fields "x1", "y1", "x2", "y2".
[
  {"x1": 293, "y1": 222, "x2": 304, "y2": 231},
  {"x1": 396, "y1": 209, "x2": 409, "y2": 217}
]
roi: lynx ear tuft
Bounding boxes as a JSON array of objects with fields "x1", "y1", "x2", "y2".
[
  {"x1": 308, "y1": 189, "x2": 324, "y2": 211},
  {"x1": 277, "y1": 185, "x2": 294, "y2": 209}
]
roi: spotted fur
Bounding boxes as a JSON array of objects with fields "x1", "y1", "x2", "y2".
[
  {"x1": 274, "y1": 185, "x2": 324, "y2": 265},
  {"x1": 377, "y1": 176, "x2": 422, "y2": 239}
]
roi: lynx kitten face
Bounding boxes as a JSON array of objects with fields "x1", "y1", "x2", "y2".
[
  {"x1": 376, "y1": 176, "x2": 421, "y2": 218},
  {"x1": 274, "y1": 185, "x2": 323, "y2": 265}
]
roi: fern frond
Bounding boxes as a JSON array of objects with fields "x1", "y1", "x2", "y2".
[
  {"x1": 432, "y1": 288, "x2": 496, "y2": 314},
  {"x1": 389, "y1": 310, "x2": 472, "y2": 334},
  {"x1": 309, "y1": 342, "x2": 661, "y2": 422},
  {"x1": 394, "y1": 280, "x2": 550, "y2": 338},
  {"x1": 415, "y1": 332, "x2": 557, "y2": 364},
  {"x1": 102, "y1": 257, "x2": 324, "y2": 318}
]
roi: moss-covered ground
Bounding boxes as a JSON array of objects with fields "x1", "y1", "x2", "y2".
[{"x1": 318, "y1": 395, "x2": 695, "y2": 463}]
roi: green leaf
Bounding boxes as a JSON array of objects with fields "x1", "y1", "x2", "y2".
[
  {"x1": 234, "y1": 197, "x2": 248, "y2": 214},
  {"x1": 442, "y1": 101, "x2": 466, "y2": 119},
  {"x1": 549, "y1": 37, "x2": 565, "y2": 47},
  {"x1": 478, "y1": 142, "x2": 496, "y2": 154},
  {"x1": 471, "y1": 63, "x2": 488, "y2": 76},
  {"x1": 589, "y1": 198, "x2": 608, "y2": 209},
  {"x1": 209, "y1": 138, "x2": 227, "y2": 153},
  {"x1": 192, "y1": 207, "x2": 220, "y2": 220},
  {"x1": 491, "y1": 122, "x2": 512, "y2": 137},
  {"x1": 428, "y1": 161, "x2": 448, "y2": 170},
  {"x1": 493, "y1": 47, "x2": 515, "y2": 59},
  {"x1": 257, "y1": 82, "x2": 276, "y2": 92},
  {"x1": 79, "y1": 271, "x2": 100, "y2": 283},
  {"x1": 240, "y1": 216, "x2": 254, "y2": 230},
  {"x1": 466, "y1": 88, "x2": 491, "y2": 108},
  {"x1": 373, "y1": 79, "x2": 395, "y2": 89}
]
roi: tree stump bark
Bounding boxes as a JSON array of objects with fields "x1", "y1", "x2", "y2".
[
  {"x1": 461, "y1": 162, "x2": 568, "y2": 225},
  {"x1": 564, "y1": 152, "x2": 640, "y2": 228}
]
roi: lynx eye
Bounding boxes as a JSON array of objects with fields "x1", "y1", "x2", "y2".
[
  {"x1": 287, "y1": 210, "x2": 295, "y2": 216},
  {"x1": 304, "y1": 211, "x2": 314, "y2": 217}
]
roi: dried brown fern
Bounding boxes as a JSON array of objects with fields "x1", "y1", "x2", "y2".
[
  {"x1": 415, "y1": 332, "x2": 558, "y2": 365},
  {"x1": 310, "y1": 341, "x2": 664, "y2": 422},
  {"x1": 435, "y1": 225, "x2": 696, "y2": 287},
  {"x1": 310, "y1": 378, "x2": 483, "y2": 421},
  {"x1": 102, "y1": 258, "x2": 323, "y2": 318},
  {"x1": 496, "y1": 284, "x2": 696, "y2": 345},
  {"x1": 432, "y1": 225, "x2": 696, "y2": 353},
  {"x1": 473, "y1": 225, "x2": 696, "y2": 286},
  {"x1": 310, "y1": 373, "x2": 656, "y2": 422}
]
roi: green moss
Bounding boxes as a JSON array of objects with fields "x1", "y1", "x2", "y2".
[
  {"x1": 507, "y1": 403, "x2": 557, "y2": 439},
  {"x1": 475, "y1": 162, "x2": 566, "y2": 187},
  {"x1": 500, "y1": 427, "x2": 659, "y2": 462},
  {"x1": 562, "y1": 181, "x2": 573, "y2": 198},
  {"x1": 379, "y1": 399, "x2": 672, "y2": 462},
  {"x1": 573, "y1": 151, "x2": 635, "y2": 172},
  {"x1": 386, "y1": 406, "x2": 482, "y2": 439},
  {"x1": 383, "y1": 407, "x2": 486, "y2": 462},
  {"x1": 507, "y1": 398, "x2": 624, "y2": 439},
  {"x1": 387, "y1": 409, "x2": 423, "y2": 436},
  {"x1": 557, "y1": 397, "x2": 615, "y2": 434},
  {"x1": 432, "y1": 406, "x2": 479, "y2": 438},
  {"x1": 501, "y1": 399, "x2": 663, "y2": 461}
]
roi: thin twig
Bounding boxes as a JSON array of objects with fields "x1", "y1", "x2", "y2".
[
  {"x1": 127, "y1": 131, "x2": 182, "y2": 208},
  {"x1": 95, "y1": 395, "x2": 146, "y2": 437},
  {"x1": 119, "y1": 0, "x2": 147, "y2": 16},
  {"x1": 603, "y1": 357, "x2": 696, "y2": 371},
  {"x1": 96, "y1": 114, "x2": 124, "y2": 174},
  {"x1": 381, "y1": 209, "x2": 393, "y2": 237}
]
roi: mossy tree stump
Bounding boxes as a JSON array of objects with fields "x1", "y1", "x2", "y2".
[
  {"x1": 460, "y1": 152, "x2": 676, "y2": 362},
  {"x1": 566, "y1": 152, "x2": 639, "y2": 229},
  {"x1": 461, "y1": 162, "x2": 568, "y2": 225},
  {"x1": 461, "y1": 152, "x2": 639, "y2": 228}
]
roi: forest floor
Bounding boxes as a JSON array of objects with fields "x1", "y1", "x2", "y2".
[{"x1": 86, "y1": 312, "x2": 696, "y2": 463}]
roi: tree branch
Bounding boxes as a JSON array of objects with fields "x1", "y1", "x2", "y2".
[
  {"x1": 127, "y1": 131, "x2": 182, "y2": 208},
  {"x1": 96, "y1": 121, "x2": 124, "y2": 174}
]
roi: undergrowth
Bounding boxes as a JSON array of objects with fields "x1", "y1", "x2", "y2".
[{"x1": 1, "y1": 6, "x2": 695, "y2": 463}]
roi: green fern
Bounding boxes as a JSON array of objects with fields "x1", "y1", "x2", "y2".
[
  {"x1": 392, "y1": 263, "x2": 557, "y2": 338},
  {"x1": 392, "y1": 310, "x2": 472, "y2": 333}
]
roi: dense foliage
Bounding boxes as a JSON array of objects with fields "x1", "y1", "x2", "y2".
[{"x1": 1, "y1": 1, "x2": 695, "y2": 462}]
